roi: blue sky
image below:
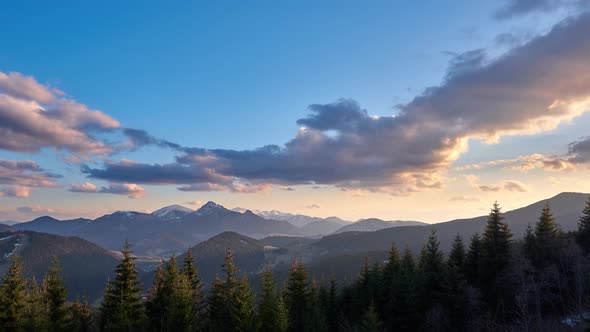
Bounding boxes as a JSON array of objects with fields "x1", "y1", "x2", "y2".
[{"x1": 1, "y1": 1, "x2": 590, "y2": 222}]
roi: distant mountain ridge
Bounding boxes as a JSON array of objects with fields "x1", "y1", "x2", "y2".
[
  {"x1": 232, "y1": 207, "x2": 351, "y2": 228},
  {"x1": 14, "y1": 201, "x2": 302, "y2": 256},
  {"x1": 315, "y1": 192, "x2": 590, "y2": 256},
  {"x1": 333, "y1": 218, "x2": 426, "y2": 234}
]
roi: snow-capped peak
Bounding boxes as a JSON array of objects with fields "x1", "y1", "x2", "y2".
[
  {"x1": 152, "y1": 204, "x2": 193, "y2": 221},
  {"x1": 195, "y1": 201, "x2": 227, "y2": 216}
]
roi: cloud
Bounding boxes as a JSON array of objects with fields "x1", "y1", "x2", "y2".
[
  {"x1": 493, "y1": 0, "x2": 587, "y2": 20},
  {"x1": 465, "y1": 174, "x2": 529, "y2": 192},
  {"x1": 69, "y1": 182, "x2": 99, "y2": 193},
  {"x1": 100, "y1": 183, "x2": 146, "y2": 199},
  {"x1": 306, "y1": 204, "x2": 320, "y2": 209},
  {"x1": 503, "y1": 180, "x2": 529, "y2": 192},
  {"x1": 449, "y1": 196, "x2": 480, "y2": 202},
  {"x1": 122, "y1": 128, "x2": 182, "y2": 151},
  {"x1": 0, "y1": 159, "x2": 61, "y2": 188},
  {"x1": 0, "y1": 186, "x2": 31, "y2": 198},
  {"x1": 82, "y1": 13, "x2": 590, "y2": 195},
  {"x1": 69, "y1": 182, "x2": 146, "y2": 199},
  {"x1": 17, "y1": 205, "x2": 56, "y2": 214},
  {"x1": 184, "y1": 200, "x2": 203, "y2": 206},
  {"x1": 0, "y1": 71, "x2": 119, "y2": 156}
]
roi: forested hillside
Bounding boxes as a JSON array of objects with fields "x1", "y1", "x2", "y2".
[{"x1": 2, "y1": 198, "x2": 590, "y2": 331}]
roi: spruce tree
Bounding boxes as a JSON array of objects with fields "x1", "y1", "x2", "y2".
[
  {"x1": 394, "y1": 248, "x2": 419, "y2": 331},
  {"x1": 304, "y1": 279, "x2": 326, "y2": 332},
  {"x1": 146, "y1": 263, "x2": 165, "y2": 331},
  {"x1": 0, "y1": 255, "x2": 27, "y2": 330},
  {"x1": 207, "y1": 277, "x2": 229, "y2": 331},
  {"x1": 419, "y1": 229, "x2": 446, "y2": 308},
  {"x1": 523, "y1": 223, "x2": 535, "y2": 262},
  {"x1": 576, "y1": 196, "x2": 590, "y2": 253},
  {"x1": 258, "y1": 265, "x2": 287, "y2": 332},
  {"x1": 233, "y1": 276, "x2": 257, "y2": 332},
  {"x1": 383, "y1": 243, "x2": 400, "y2": 288},
  {"x1": 448, "y1": 234, "x2": 466, "y2": 275},
  {"x1": 284, "y1": 259, "x2": 309, "y2": 332},
  {"x1": 464, "y1": 233, "x2": 482, "y2": 286},
  {"x1": 161, "y1": 256, "x2": 195, "y2": 331},
  {"x1": 70, "y1": 295, "x2": 94, "y2": 332},
  {"x1": 359, "y1": 303, "x2": 381, "y2": 332},
  {"x1": 480, "y1": 202, "x2": 512, "y2": 306},
  {"x1": 100, "y1": 241, "x2": 145, "y2": 331},
  {"x1": 181, "y1": 248, "x2": 204, "y2": 326},
  {"x1": 23, "y1": 276, "x2": 49, "y2": 331},
  {"x1": 445, "y1": 242, "x2": 469, "y2": 331},
  {"x1": 533, "y1": 203, "x2": 561, "y2": 268},
  {"x1": 207, "y1": 248, "x2": 245, "y2": 331},
  {"x1": 44, "y1": 257, "x2": 68, "y2": 332}
]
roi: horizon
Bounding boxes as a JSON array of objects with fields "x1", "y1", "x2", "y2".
[
  {"x1": 4, "y1": 190, "x2": 588, "y2": 225},
  {"x1": 2, "y1": 1, "x2": 590, "y2": 223}
]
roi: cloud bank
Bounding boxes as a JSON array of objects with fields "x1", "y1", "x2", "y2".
[
  {"x1": 82, "y1": 12, "x2": 590, "y2": 195},
  {"x1": 69, "y1": 182, "x2": 146, "y2": 199},
  {"x1": 0, "y1": 71, "x2": 119, "y2": 156}
]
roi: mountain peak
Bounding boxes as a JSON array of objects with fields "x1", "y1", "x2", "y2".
[
  {"x1": 152, "y1": 204, "x2": 193, "y2": 220},
  {"x1": 109, "y1": 211, "x2": 140, "y2": 218},
  {"x1": 195, "y1": 201, "x2": 228, "y2": 216}
]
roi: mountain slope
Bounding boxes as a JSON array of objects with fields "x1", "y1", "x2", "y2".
[
  {"x1": 177, "y1": 232, "x2": 268, "y2": 282},
  {"x1": 315, "y1": 192, "x2": 590, "y2": 256},
  {"x1": 13, "y1": 216, "x2": 91, "y2": 235},
  {"x1": 333, "y1": 218, "x2": 426, "y2": 234},
  {"x1": 298, "y1": 219, "x2": 343, "y2": 236},
  {"x1": 0, "y1": 231, "x2": 119, "y2": 301}
]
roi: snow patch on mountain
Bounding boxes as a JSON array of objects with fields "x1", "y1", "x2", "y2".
[{"x1": 152, "y1": 204, "x2": 193, "y2": 220}]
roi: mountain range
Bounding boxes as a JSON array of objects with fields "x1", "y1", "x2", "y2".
[
  {"x1": 2, "y1": 191, "x2": 589, "y2": 301},
  {"x1": 9, "y1": 201, "x2": 418, "y2": 256}
]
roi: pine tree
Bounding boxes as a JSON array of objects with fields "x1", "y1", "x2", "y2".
[
  {"x1": 44, "y1": 257, "x2": 68, "y2": 332},
  {"x1": 523, "y1": 223, "x2": 535, "y2": 262},
  {"x1": 393, "y1": 248, "x2": 419, "y2": 331},
  {"x1": 100, "y1": 241, "x2": 145, "y2": 331},
  {"x1": 419, "y1": 229, "x2": 446, "y2": 308},
  {"x1": 207, "y1": 248, "x2": 246, "y2": 332},
  {"x1": 146, "y1": 263, "x2": 165, "y2": 331},
  {"x1": 359, "y1": 303, "x2": 381, "y2": 332},
  {"x1": 533, "y1": 203, "x2": 561, "y2": 268},
  {"x1": 480, "y1": 202, "x2": 512, "y2": 306},
  {"x1": 284, "y1": 259, "x2": 309, "y2": 332},
  {"x1": 304, "y1": 279, "x2": 326, "y2": 332},
  {"x1": 0, "y1": 255, "x2": 27, "y2": 330},
  {"x1": 181, "y1": 248, "x2": 204, "y2": 327},
  {"x1": 207, "y1": 276, "x2": 229, "y2": 332},
  {"x1": 233, "y1": 276, "x2": 257, "y2": 332},
  {"x1": 448, "y1": 234, "x2": 466, "y2": 275},
  {"x1": 258, "y1": 265, "x2": 288, "y2": 332},
  {"x1": 383, "y1": 243, "x2": 400, "y2": 288},
  {"x1": 164, "y1": 256, "x2": 195, "y2": 332},
  {"x1": 445, "y1": 243, "x2": 469, "y2": 331},
  {"x1": 23, "y1": 276, "x2": 49, "y2": 331},
  {"x1": 70, "y1": 295, "x2": 94, "y2": 332},
  {"x1": 576, "y1": 196, "x2": 590, "y2": 253},
  {"x1": 464, "y1": 233, "x2": 482, "y2": 286},
  {"x1": 325, "y1": 277, "x2": 339, "y2": 332}
]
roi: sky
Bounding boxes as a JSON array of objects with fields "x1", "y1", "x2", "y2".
[{"x1": 2, "y1": 0, "x2": 590, "y2": 222}]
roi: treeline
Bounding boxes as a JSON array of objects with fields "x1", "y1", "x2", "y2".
[{"x1": 2, "y1": 199, "x2": 590, "y2": 331}]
